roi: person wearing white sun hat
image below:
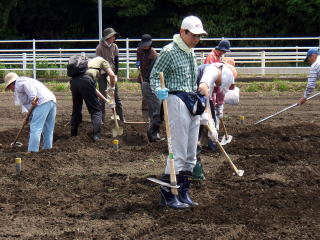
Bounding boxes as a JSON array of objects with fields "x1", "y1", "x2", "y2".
[{"x1": 4, "y1": 72, "x2": 56, "y2": 153}]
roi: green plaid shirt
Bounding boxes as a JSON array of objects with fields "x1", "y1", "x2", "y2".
[{"x1": 150, "y1": 35, "x2": 198, "y2": 92}]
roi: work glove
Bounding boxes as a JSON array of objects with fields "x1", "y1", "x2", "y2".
[
  {"x1": 106, "y1": 86, "x2": 115, "y2": 102},
  {"x1": 106, "y1": 101, "x2": 115, "y2": 109},
  {"x1": 200, "y1": 112, "x2": 209, "y2": 126},
  {"x1": 135, "y1": 61, "x2": 141, "y2": 69},
  {"x1": 208, "y1": 126, "x2": 218, "y2": 142},
  {"x1": 215, "y1": 104, "x2": 224, "y2": 119},
  {"x1": 155, "y1": 87, "x2": 169, "y2": 101}
]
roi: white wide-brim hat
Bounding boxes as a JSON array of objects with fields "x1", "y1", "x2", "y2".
[{"x1": 4, "y1": 72, "x2": 19, "y2": 90}]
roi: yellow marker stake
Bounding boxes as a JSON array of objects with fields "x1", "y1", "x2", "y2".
[
  {"x1": 240, "y1": 116, "x2": 245, "y2": 124},
  {"x1": 112, "y1": 139, "x2": 119, "y2": 151},
  {"x1": 15, "y1": 158, "x2": 22, "y2": 174}
]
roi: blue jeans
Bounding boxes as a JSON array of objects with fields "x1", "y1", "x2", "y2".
[{"x1": 28, "y1": 101, "x2": 56, "y2": 152}]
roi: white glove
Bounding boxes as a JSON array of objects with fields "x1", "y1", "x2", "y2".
[
  {"x1": 208, "y1": 126, "x2": 218, "y2": 142},
  {"x1": 215, "y1": 104, "x2": 224, "y2": 119},
  {"x1": 200, "y1": 112, "x2": 209, "y2": 125},
  {"x1": 106, "y1": 87, "x2": 115, "y2": 102},
  {"x1": 106, "y1": 101, "x2": 115, "y2": 109}
]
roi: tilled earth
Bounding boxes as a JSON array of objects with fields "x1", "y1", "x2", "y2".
[{"x1": 0, "y1": 89, "x2": 319, "y2": 240}]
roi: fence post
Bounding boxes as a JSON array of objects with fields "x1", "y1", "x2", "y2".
[
  {"x1": 59, "y1": 48, "x2": 62, "y2": 76},
  {"x1": 126, "y1": 38, "x2": 129, "y2": 80},
  {"x1": 32, "y1": 39, "x2": 36, "y2": 79},
  {"x1": 22, "y1": 53, "x2": 27, "y2": 73},
  {"x1": 296, "y1": 46, "x2": 298, "y2": 67},
  {"x1": 261, "y1": 51, "x2": 265, "y2": 76}
]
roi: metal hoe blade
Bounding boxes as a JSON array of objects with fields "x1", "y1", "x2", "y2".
[
  {"x1": 147, "y1": 177, "x2": 180, "y2": 189},
  {"x1": 10, "y1": 141, "x2": 23, "y2": 148},
  {"x1": 112, "y1": 127, "x2": 123, "y2": 137},
  {"x1": 220, "y1": 134, "x2": 233, "y2": 146}
]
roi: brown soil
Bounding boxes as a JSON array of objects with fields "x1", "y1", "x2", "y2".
[{"x1": 0, "y1": 90, "x2": 319, "y2": 240}]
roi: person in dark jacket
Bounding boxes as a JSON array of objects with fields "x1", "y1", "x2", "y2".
[{"x1": 136, "y1": 34, "x2": 162, "y2": 142}]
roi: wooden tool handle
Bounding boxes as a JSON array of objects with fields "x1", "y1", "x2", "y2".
[
  {"x1": 205, "y1": 102, "x2": 242, "y2": 176},
  {"x1": 12, "y1": 97, "x2": 39, "y2": 147},
  {"x1": 159, "y1": 72, "x2": 178, "y2": 195},
  {"x1": 220, "y1": 118, "x2": 228, "y2": 137}
]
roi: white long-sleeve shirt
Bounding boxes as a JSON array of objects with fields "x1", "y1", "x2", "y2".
[
  {"x1": 304, "y1": 55, "x2": 320, "y2": 98},
  {"x1": 14, "y1": 77, "x2": 56, "y2": 113}
]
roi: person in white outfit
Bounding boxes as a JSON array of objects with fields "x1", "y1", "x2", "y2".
[{"x1": 4, "y1": 72, "x2": 56, "y2": 153}]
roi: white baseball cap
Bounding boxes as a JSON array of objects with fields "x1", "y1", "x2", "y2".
[
  {"x1": 181, "y1": 16, "x2": 207, "y2": 35},
  {"x1": 220, "y1": 65, "x2": 235, "y2": 94}
]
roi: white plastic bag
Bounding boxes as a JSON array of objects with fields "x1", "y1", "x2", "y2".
[{"x1": 224, "y1": 86, "x2": 240, "y2": 105}]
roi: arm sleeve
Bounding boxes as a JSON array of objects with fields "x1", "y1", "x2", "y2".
[
  {"x1": 145, "y1": 56, "x2": 158, "y2": 83},
  {"x1": 23, "y1": 80, "x2": 38, "y2": 102},
  {"x1": 304, "y1": 66, "x2": 318, "y2": 98},
  {"x1": 114, "y1": 45, "x2": 119, "y2": 74},
  {"x1": 96, "y1": 45, "x2": 102, "y2": 57},
  {"x1": 114, "y1": 56, "x2": 119, "y2": 75},
  {"x1": 149, "y1": 50, "x2": 171, "y2": 91},
  {"x1": 200, "y1": 65, "x2": 218, "y2": 90}
]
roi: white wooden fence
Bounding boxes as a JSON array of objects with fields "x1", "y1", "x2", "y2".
[{"x1": 0, "y1": 37, "x2": 319, "y2": 79}]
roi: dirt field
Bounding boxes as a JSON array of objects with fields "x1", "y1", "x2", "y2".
[{"x1": 0, "y1": 88, "x2": 319, "y2": 240}]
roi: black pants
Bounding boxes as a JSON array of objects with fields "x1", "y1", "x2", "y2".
[
  {"x1": 70, "y1": 74, "x2": 102, "y2": 127},
  {"x1": 98, "y1": 74, "x2": 124, "y2": 121}
]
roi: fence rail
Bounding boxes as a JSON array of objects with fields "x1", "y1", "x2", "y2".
[{"x1": 0, "y1": 37, "x2": 319, "y2": 79}]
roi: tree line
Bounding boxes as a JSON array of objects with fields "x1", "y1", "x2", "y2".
[{"x1": 1, "y1": 0, "x2": 319, "y2": 47}]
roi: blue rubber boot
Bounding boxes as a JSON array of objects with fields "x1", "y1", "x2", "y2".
[
  {"x1": 178, "y1": 171, "x2": 199, "y2": 206},
  {"x1": 159, "y1": 175, "x2": 189, "y2": 209},
  {"x1": 208, "y1": 138, "x2": 218, "y2": 151}
]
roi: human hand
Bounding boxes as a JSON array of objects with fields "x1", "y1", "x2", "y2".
[
  {"x1": 298, "y1": 97, "x2": 307, "y2": 105},
  {"x1": 136, "y1": 61, "x2": 141, "y2": 69},
  {"x1": 106, "y1": 86, "x2": 115, "y2": 100},
  {"x1": 155, "y1": 87, "x2": 169, "y2": 100},
  {"x1": 31, "y1": 97, "x2": 39, "y2": 107},
  {"x1": 208, "y1": 127, "x2": 218, "y2": 142},
  {"x1": 215, "y1": 104, "x2": 224, "y2": 119},
  {"x1": 106, "y1": 101, "x2": 115, "y2": 109}
]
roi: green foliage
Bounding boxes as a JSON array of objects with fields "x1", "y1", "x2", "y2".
[
  {"x1": 246, "y1": 82, "x2": 261, "y2": 92},
  {"x1": 104, "y1": 0, "x2": 156, "y2": 16}
]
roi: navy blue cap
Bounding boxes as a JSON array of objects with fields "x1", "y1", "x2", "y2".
[{"x1": 215, "y1": 40, "x2": 231, "y2": 52}]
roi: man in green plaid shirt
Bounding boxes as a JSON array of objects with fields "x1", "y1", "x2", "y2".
[{"x1": 150, "y1": 16, "x2": 207, "y2": 209}]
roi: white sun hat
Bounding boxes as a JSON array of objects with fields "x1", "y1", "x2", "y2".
[{"x1": 4, "y1": 72, "x2": 19, "y2": 90}]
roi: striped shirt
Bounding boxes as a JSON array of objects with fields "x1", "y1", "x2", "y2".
[
  {"x1": 149, "y1": 34, "x2": 198, "y2": 92},
  {"x1": 304, "y1": 56, "x2": 320, "y2": 98}
]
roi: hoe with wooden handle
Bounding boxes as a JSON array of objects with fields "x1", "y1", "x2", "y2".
[
  {"x1": 205, "y1": 105, "x2": 244, "y2": 177},
  {"x1": 220, "y1": 118, "x2": 233, "y2": 145},
  {"x1": 96, "y1": 89, "x2": 123, "y2": 137},
  {"x1": 147, "y1": 72, "x2": 179, "y2": 194},
  {"x1": 11, "y1": 97, "x2": 39, "y2": 148}
]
